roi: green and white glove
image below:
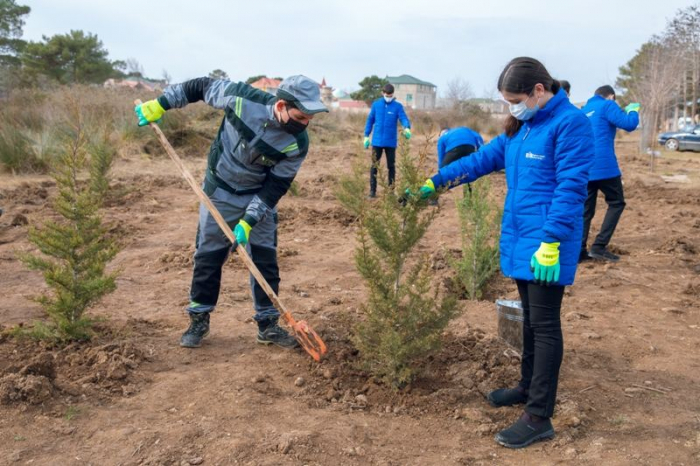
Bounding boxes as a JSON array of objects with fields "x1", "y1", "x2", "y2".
[
  {"x1": 530, "y1": 242, "x2": 561, "y2": 285},
  {"x1": 233, "y1": 219, "x2": 253, "y2": 246},
  {"x1": 363, "y1": 136, "x2": 370, "y2": 149},
  {"x1": 624, "y1": 102, "x2": 640, "y2": 114},
  {"x1": 135, "y1": 99, "x2": 166, "y2": 126},
  {"x1": 403, "y1": 128, "x2": 412, "y2": 140}
]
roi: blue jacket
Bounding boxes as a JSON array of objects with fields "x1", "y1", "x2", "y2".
[
  {"x1": 437, "y1": 127, "x2": 484, "y2": 167},
  {"x1": 581, "y1": 95, "x2": 639, "y2": 181},
  {"x1": 431, "y1": 90, "x2": 594, "y2": 285},
  {"x1": 364, "y1": 98, "x2": 410, "y2": 148}
]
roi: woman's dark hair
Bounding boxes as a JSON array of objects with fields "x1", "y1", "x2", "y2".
[
  {"x1": 560, "y1": 80, "x2": 571, "y2": 95},
  {"x1": 497, "y1": 57, "x2": 561, "y2": 137},
  {"x1": 594, "y1": 85, "x2": 615, "y2": 98}
]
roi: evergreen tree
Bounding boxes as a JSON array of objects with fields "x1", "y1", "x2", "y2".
[
  {"x1": 448, "y1": 179, "x2": 501, "y2": 300},
  {"x1": 336, "y1": 140, "x2": 457, "y2": 387},
  {"x1": 351, "y1": 75, "x2": 389, "y2": 105},
  {"x1": 20, "y1": 99, "x2": 119, "y2": 341},
  {"x1": 21, "y1": 30, "x2": 118, "y2": 84},
  {"x1": 0, "y1": 0, "x2": 30, "y2": 67}
]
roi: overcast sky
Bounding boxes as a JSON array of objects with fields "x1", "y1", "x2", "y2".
[{"x1": 22, "y1": 0, "x2": 695, "y2": 103}]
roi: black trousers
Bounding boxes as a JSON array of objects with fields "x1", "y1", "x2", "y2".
[
  {"x1": 581, "y1": 175, "x2": 626, "y2": 253},
  {"x1": 440, "y1": 144, "x2": 476, "y2": 168},
  {"x1": 516, "y1": 280, "x2": 565, "y2": 419},
  {"x1": 369, "y1": 146, "x2": 396, "y2": 195}
]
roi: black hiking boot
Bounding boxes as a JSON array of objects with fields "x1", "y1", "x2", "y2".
[
  {"x1": 495, "y1": 412, "x2": 555, "y2": 449},
  {"x1": 487, "y1": 386, "x2": 528, "y2": 407},
  {"x1": 180, "y1": 312, "x2": 210, "y2": 348},
  {"x1": 588, "y1": 248, "x2": 619, "y2": 263},
  {"x1": 256, "y1": 319, "x2": 299, "y2": 349}
]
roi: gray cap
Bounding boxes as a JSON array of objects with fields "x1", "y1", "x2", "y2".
[{"x1": 276, "y1": 75, "x2": 329, "y2": 115}]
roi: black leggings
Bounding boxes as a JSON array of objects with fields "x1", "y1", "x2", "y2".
[
  {"x1": 369, "y1": 146, "x2": 396, "y2": 194},
  {"x1": 515, "y1": 280, "x2": 565, "y2": 419}
]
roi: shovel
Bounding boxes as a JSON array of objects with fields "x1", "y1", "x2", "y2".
[{"x1": 135, "y1": 100, "x2": 327, "y2": 361}]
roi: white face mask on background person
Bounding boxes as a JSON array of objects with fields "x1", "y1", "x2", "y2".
[{"x1": 383, "y1": 94, "x2": 394, "y2": 103}]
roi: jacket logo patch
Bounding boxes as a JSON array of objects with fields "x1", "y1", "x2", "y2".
[
  {"x1": 388, "y1": 111, "x2": 394, "y2": 115},
  {"x1": 525, "y1": 152, "x2": 545, "y2": 160},
  {"x1": 586, "y1": 111, "x2": 595, "y2": 118}
]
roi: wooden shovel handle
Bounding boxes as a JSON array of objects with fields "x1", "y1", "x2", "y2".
[{"x1": 134, "y1": 100, "x2": 298, "y2": 327}]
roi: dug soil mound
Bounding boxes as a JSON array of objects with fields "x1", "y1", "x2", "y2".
[{"x1": 0, "y1": 320, "x2": 158, "y2": 406}]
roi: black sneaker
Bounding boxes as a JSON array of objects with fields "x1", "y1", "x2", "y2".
[
  {"x1": 495, "y1": 412, "x2": 555, "y2": 449},
  {"x1": 578, "y1": 249, "x2": 591, "y2": 263},
  {"x1": 487, "y1": 387, "x2": 528, "y2": 407},
  {"x1": 180, "y1": 312, "x2": 210, "y2": 348},
  {"x1": 367, "y1": 193, "x2": 377, "y2": 199},
  {"x1": 257, "y1": 322, "x2": 299, "y2": 349},
  {"x1": 588, "y1": 248, "x2": 620, "y2": 262}
]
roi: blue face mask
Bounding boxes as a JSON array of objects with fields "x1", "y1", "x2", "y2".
[{"x1": 509, "y1": 93, "x2": 540, "y2": 121}]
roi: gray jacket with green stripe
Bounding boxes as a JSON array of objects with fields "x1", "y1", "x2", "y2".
[{"x1": 158, "y1": 78, "x2": 308, "y2": 225}]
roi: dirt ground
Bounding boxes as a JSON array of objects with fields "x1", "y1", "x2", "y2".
[{"x1": 1, "y1": 126, "x2": 699, "y2": 466}]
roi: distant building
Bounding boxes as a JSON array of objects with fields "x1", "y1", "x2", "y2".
[
  {"x1": 387, "y1": 74, "x2": 437, "y2": 110},
  {"x1": 468, "y1": 98, "x2": 509, "y2": 115},
  {"x1": 250, "y1": 77, "x2": 281, "y2": 95},
  {"x1": 103, "y1": 76, "x2": 166, "y2": 92},
  {"x1": 320, "y1": 77, "x2": 334, "y2": 108}
]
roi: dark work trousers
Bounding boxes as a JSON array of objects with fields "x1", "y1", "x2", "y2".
[
  {"x1": 369, "y1": 146, "x2": 396, "y2": 195},
  {"x1": 581, "y1": 175, "x2": 626, "y2": 253},
  {"x1": 188, "y1": 186, "x2": 280, "y2": 325},
  {"x1": 515, "y1": 280, "x2": 565, "y2": 419}
]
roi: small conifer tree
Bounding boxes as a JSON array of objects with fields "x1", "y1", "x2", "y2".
[
  {"x1": 448, "y1": 178, "x2": 501, "y2": 300},
  {"x1": 20, "y1": 99, "x2": 119, "y2": 341},
  {"x1": 336, "y1": 139, "x2": 457, "y2": 387}
]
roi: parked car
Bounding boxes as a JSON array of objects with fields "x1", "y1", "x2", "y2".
[{"x1": 658, "y1": 125, "x2": 700, "y2": 151}]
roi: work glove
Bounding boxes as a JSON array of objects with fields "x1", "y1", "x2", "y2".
[
  {"x1": 134, "y1": 99, "x2": 166, "y2": 126},
  {"x1": 530, "y1": 242, "x2": 561, "y2": 286},
  {"x1": 233, "y1": 219, "x2": 253, "y2": 247},
  {"x1": 403, "y1": 128, "x2": 412, "y2": 140},
  {"x1": 624, "y1": 103, "x2": 640, "y2": 114},
  {"x1": 400, "y1": 179, "x2": 436, "y2": 206},
  {"x1": 363, "y1": 137, "x2": 370, "y2": 149}
]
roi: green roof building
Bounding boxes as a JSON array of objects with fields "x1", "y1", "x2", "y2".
[{"x1": 387, "y1": 74, "x2": 437, "y2": 110}]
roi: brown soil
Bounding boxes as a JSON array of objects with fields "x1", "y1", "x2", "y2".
[{"x1": 1, "y1": 133, "x2": 699, "y2": 465}]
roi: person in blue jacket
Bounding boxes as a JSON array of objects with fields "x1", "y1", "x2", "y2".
[
  {"x1": 410, "y1": 57, "x2": 593, "y2": 449},
  {"x1": 580, "y1": 85, "x2": 640, "y2": 262},
  {"x1": 437, "y1": 126, "x2": 484, "y2": 168},
  {"x1": 363, "y1": 83, "x2": 411, "y2": 197}
]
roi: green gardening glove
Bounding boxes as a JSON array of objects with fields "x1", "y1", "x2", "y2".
[
  {"x1": 403, "y1": 128, "x2": 412, "y2": 140},
  {"x1": 363, "y1": 136, "x2": 370, "y2": 149},
  {"x1": 625, "y1": 102, "x2": 640, "y2": 114},
  {"x1": 135, "y1": 99, "x2": 166, "y2": 126},
  {"x1": 530, "y1": 242, "x2": 561, "y2": 286},
  {"x1": 399, "y1": 179, "x2": 436, "y2": 206},
  {"x1": 233, "y1": 219, "x2": 253, "y2": 246}
]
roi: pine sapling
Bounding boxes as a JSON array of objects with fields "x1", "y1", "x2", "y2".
[
  {"x1": 20, "y1": 100, "x2": 119, "y2": 341},
  {"x1": 448, "y1": 177, "x2": 501, "y2": 300},
  {"x1": 336, "y1": 138, "x2": 457, "y2": 387}
]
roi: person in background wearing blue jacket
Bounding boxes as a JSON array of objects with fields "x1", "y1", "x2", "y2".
[
  {"x1": 364, "y1": 83, "x2": 411, "y2": 198},
  {"x1": 580, "y1": 85, "x2": 639, "y2": 262},
  {"x1": 410, "y1": 57, "x2": 593, "y2": 448},
  {"x1": 437, "y1": 125, "x2": 484, "y2": 168}
]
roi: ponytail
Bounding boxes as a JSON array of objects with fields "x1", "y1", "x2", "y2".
[{"x1": 504, "y1": 116, "x2": 523, "y2": 138}]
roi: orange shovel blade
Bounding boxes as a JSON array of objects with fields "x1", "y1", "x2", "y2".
[{"x1": 291, "y1": 320, "x2": 328, "y2": 362}]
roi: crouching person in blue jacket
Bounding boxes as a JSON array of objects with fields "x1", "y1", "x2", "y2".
[
  {"x1": 411, "y1": 57, "x2": 593, "y2": 448},
  {"x1": 437, "y1": 126, "x2": 484, "y2": 169},
  {"x1": 580, "y1": 85, "x2": 639, "y2": 262}
]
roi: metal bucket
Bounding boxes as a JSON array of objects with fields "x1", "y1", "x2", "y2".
[{"x1": 496, "y1": 299, "x2": 523, "y2": 352}]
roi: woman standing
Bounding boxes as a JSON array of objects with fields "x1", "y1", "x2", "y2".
[{"x1": 415, "y1": 57, "x2": 593, "y2": 448}]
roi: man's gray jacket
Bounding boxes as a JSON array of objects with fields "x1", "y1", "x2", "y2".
[{"x1": 159, "y1": 78, "x2": 308, "y2": 224}]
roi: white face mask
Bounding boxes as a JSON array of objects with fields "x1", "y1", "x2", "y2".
[
  {"x1": 384, "y1": 95, "x2": 394, "y2": 103},
  {"x1": 509, "y1": 93, "x2": 540, "y2": 121}
]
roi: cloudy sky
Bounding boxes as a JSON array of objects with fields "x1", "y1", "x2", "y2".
[{"x1": 22, "y1": 0, "x2": 694, "y2": 102}]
